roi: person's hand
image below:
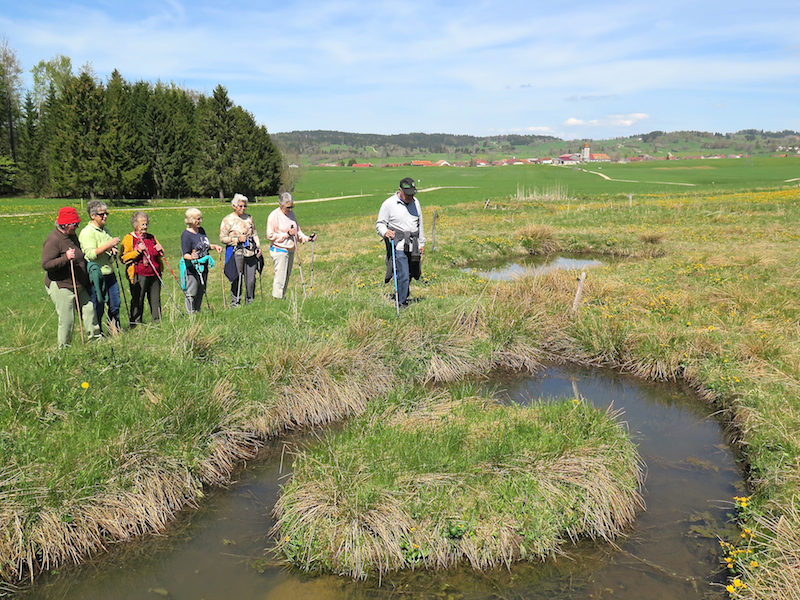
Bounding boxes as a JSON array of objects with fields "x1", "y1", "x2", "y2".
[
  {"x1": 137, "y1": 242, "x2": 146, "y2": 252},
  {"x1": 109, "y1": 246, "x2": 118, "y2": 257},
  {"x1": 256, "y1": 247, "x2": 262, "y2": 257},
  {"x1": 420, "y1": 246, "x2": 425, "y2": 255},
  {"x1": 238, "y1": 234, "x2": 246, "y2": 243},
  {"x1": 310, "y1": 233, "x2": 317, "y2": 241},
  {"x1": 191, "y1": 250, "x2": 199, "y2": 260},
  {"x1": 288, "y1": 225, "x2": 296, "y2": 235},
  {"x1": 66, "y1": 248, "x2": 76, "y2": 260},
  {"x1": 385, "y1": 230, "x2": 395, "y2": 240},
  {"x1": 212, "y1": 244, "x2": 223, "y2": 253},
  {"x1": 155, "y1": 243, "x2": 163, "y2": 254}
]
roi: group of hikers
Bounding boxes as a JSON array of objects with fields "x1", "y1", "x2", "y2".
[{"x1": 42, "y1": 178, "x2": 425, "y2": 347}]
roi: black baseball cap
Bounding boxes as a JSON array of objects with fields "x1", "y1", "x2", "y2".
[{"x1": 399, "y1": 177, "x2": 417, "y2": 196}]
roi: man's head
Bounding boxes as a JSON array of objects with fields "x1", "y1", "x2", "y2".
[{"x1": 399, "y1": 177, "x2": 416, "y2": 202}]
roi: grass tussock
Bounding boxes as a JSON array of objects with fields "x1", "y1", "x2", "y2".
[
  {"x1": 272, "y1": 395, "x2": 643, "y2": 579},
  {"x1": 515, "y1": 224, "x2": 563, "y2": 255}
]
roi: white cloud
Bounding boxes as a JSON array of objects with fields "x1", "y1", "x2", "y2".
[{"x1": 565, "y1": 114, "x2": 650, "y2": 128}]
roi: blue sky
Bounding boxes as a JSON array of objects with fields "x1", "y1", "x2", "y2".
[{"x1": 3, "y1": 0, "x2": 799, "y2": 140}]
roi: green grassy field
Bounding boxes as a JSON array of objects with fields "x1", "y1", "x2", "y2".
[{"x1": 2, "y1": 158, "x2": 800, "y2": 597}]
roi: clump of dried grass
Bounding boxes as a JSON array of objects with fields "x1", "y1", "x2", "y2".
[
  {"x1": 638, "y1": 232, "x2": 666, "y2": 244},
  {"x1": 735, "y1": 499, "x2": 800, "y2": 600},
  {"x1": 515, "y1": 224, "x2": 562, "y2": 255},
  {"x1": 253, "y1": 340, "x2": 393, "y2": 434}
]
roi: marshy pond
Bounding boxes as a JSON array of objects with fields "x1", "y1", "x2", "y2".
[
  {"x1": 20, "y1": 364, "x2": 741, "y2": 600},
  {"x1": 460, "y1": 253, "x2": 606, "y2": 280}
]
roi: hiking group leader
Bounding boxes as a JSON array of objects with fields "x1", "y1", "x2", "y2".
[{"x1": 376, "y1": 177, "x2": 425, "y2": 308}]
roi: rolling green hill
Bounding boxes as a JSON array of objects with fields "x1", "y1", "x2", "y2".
[{"x1": 273, "y1": 129, "x2": 800, "y2": 166}]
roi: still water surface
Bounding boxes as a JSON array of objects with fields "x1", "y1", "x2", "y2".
[
  {"x1": 461, "y1": 254, "x2": 605, "y2": 280},
  {"x1": 22, "y1": 364, "x2": 740, "y2": 600}
]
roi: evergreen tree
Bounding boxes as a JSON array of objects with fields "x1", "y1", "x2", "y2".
[
  {"x1": 16, "y1": 93, "x2": 48, "y2": 193},
  {"x1": 191, "y1": 84, "x2": 235, "y2": 200},
  {"x1": 142, "y1": 83, "x2": 195, "y2": 199},
  {"x1": 50, "y1": 70, "x2": 105, "y2": 198},
  {"x1": 100, "y1": 70, "x2": 147, "y2": 199}
]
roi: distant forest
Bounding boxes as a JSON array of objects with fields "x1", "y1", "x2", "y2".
[{"x1": 273, "y1": 129, "x2": 800, "y2": 165}]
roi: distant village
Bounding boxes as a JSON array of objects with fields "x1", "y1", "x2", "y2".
[{"x1": 312, "y1": 142, "x2": 749, "y2": 168}]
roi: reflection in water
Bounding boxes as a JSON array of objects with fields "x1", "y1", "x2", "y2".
[
  {"x1": 21, "y1": 365, "x2": 740, "y2": 600},
  {"x1": 462, "y1": 254, "x2": 605, "y2": 280}
]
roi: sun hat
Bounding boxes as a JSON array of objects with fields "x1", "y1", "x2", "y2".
[{"x1": 56, "y1": 206, "x2": 81, "y2": 225}]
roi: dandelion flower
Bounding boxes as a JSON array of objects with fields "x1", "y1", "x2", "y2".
[
  {"x1": 733, "y1": 579, "x2": 743, "y2": 587},
  {"x1": 726, "y1": 585, "x2": 735, "y2": 593},
  {"x1": 750, "y1": 561, "x2": 758, "y2": 567},
  {"x1": 81, "y1": 382, "x2": 89, "y2": 389}
]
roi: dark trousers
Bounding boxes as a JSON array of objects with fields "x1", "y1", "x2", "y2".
[
  {"x1": 130, "y1": 274, "x2": 161, "y2": 325},
  {"x1": 393, "y1": 247, "x2": 411, "y2": 305},
  {"x1": 90, "y1": 272, "x2": 121, "y2": 333},
  {"x1": 230, "y1": 253, "x2": 257, "y2": 306}
]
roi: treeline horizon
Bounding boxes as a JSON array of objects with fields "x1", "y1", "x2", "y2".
[
  {"x1": 273, "y1": 128, "x2": 800, "y2": 164},
  {"x1": 0, "y1": 47, "x2": 283, "y2": 200}
]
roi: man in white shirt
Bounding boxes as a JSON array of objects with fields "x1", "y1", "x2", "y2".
[{"x1": 376, "y1": 177, "x2": 425, "y2": 308}]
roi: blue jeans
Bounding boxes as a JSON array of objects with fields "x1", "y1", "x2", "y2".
[
  {"x1": 91, "y1": 272, "x2": 121, "y2": 332},
  {"x1": 393, "y1": 247, "x2": 410, "y2": 305}
]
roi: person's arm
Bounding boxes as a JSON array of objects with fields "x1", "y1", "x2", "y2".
[
  {"x1": 181, "y1": 230, "x2": 193, "y2": 260},
  {"x1": 121, "y1": 234, "x2": 140, "y2": 264},
  {"x1": 417, "y1": 199, "x2": 426, "y2": 249},
  {"x1": 219, "y1": 215, "x2": 235, "y2": 245},
  {"x1": 79, "y1": 226, "x2": 99, "y2": 260},
  {"x1": 376, "y1": 200, "x2": 392, "y2": 239},
  {"x1": 152, "y1": 235, "x2": 164, "y2": 272},
  {"x1": 42, "y1": 234, "x2": 69, "y2": 271},
  {"x1": 266, "y1": 210, "x2": 280, "y2": 243},
  {"x1": 267, "y1": 211, "x2": 292, "y2": 244}
]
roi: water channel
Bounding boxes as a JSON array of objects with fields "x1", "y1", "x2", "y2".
[{"x1": 20, "y1": 364, "x2": 741, "y2": 600}]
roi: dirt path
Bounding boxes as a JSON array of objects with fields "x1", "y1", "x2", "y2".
[
  {"x1": 1, "y1": 187, "x2": 477, "y2": 218},
  {"x1": 575, "y1": 167, "x2": 697, "y2": 187}
]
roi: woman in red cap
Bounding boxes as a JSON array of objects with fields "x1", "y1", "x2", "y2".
[{"x1": 41, "y1": 207, "x2": 102, "y2": 347}]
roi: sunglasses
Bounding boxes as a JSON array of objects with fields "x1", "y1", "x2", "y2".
[{"x1": 96, "y1": 212, "x2": 109, "y2": 217}]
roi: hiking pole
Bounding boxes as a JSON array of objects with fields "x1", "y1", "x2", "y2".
[
  {"x1": 219, "y1": 249, "x2": 227, "y2": 309},
  {"x1": 390, "y1": 238, "x2": 400, "y2": 317},
  {"x1": 258, "y1": 260, "x2": 263, "y2": 301},
  {"x1": 69, "y1": 258, "x2": 86, "y2": 343},
  {"x1": 309, "y1": 233, "x2": 315, "y2": 297},
  {"x1": 142, "y1": 252, "x2": 184, "y2": 317},
  {"x1": 293, "y1": 233, "x2": 306, "y2": 297},
  {"x1": 112, "y1": 255, "x2": 130, "y2": 328},
  {"x1": 236, "y1": 248, "x2": 244, "y2": 305}
]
